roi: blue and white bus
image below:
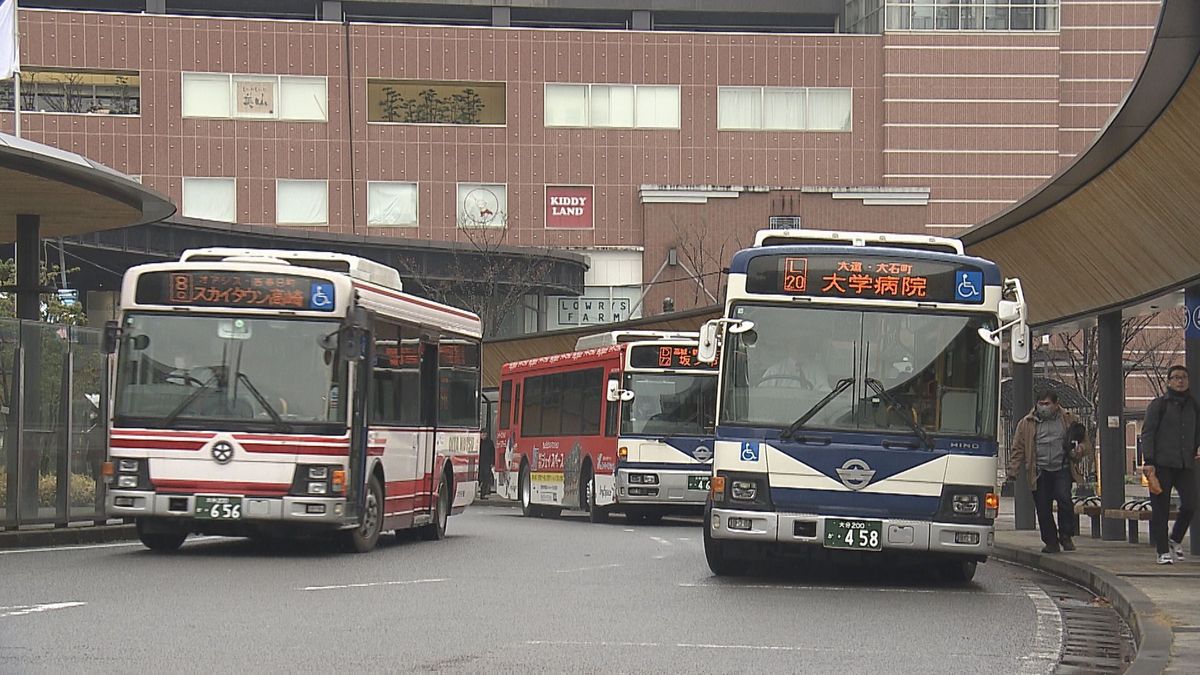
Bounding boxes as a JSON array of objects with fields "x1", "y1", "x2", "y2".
[{"x1": 697, "y1": 229, "x2": 1030, "y2": 581}]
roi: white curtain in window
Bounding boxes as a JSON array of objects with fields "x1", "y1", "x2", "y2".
[
  {"x1": 763, "y1": 88, "x2": 806, "y2": 131},
  {"x1": 367, "y1": 182, "x2": 418, "y2": 226},
  {"x1": 634, "y1": 86, "x2": 680, "y2": 129},
  {"x1": 181, "y1": 73, "x2": 231, "y2": 118},
  {"x1": 544, "y1": 84, "x2": 588, "y2": 127},
  {"x1": 807, "y1": 88, "x2": 852, "y2": 131},
  {"x1": 717, "y1": 87, "x2": 762, "y2": 130},
  {"x1": 589, "y1": 84, "x2": 635, "y2": 127},
  {"x1": 280, "y1": 76, "x2": 328, "y2": 121},
  {"x1": 182, "y1": 178, "x2": 237, "y2": 222},
  {"x1": 277, "y1": 179, "x2": 329, "y2": 225}
]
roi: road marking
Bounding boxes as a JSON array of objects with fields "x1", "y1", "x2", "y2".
[
  {"x1": 0, "y1": 535, "x2": 226, "y2": 556},
  {"x1": 676, "y1": 537, "x2": 692, "y2": 542},
  {"x1": 652, "y1": 555, "x2": 668, "y2": 560},
  {"x1": 623, "y1": 529, "x2": 636, "y2": 533},
  {"x1": 649, "y1": 536, "x2": 673, "y2": 546},
  {"x1": 1017, "y1": 583, "x2": 1063, "y2": 674},
  {"x1": 0, "y1": 602, "x2": 87, "y2": 618},
  {"x1": 525, "y1": 640, "x2": 863, "y2": 654},
  {"x1": 677, "y1": 582, "x2": 1019, "y2": 596},
  {"x1": 555, "y1": 563, "x2": 621, "y2": 574},
  {"x1": 301, "y1": 578, "x2": 447, "y2": 592}
]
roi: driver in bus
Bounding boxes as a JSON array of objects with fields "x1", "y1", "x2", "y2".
[{"x1": 760, "y1": 339, "x2": 833, "y2": 390}]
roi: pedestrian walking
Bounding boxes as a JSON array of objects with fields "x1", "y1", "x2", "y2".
[
  {"x1": 1007, "y1": 390, "x2": 1090, "y2": 553},
  {"x1": 479, "y1": 435, "x2": 496, "y2": 499},
  {"x1": 1140, "y1": 365, "x2": 1200, "y2": 565}
]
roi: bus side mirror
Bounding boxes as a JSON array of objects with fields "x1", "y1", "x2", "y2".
[
  {"x1": 698, "y1": 321, "x2": 720, "y2": 364},
  {"x1": 340, "y1": 307, "x2": 370, "y2": 362},
  {"x1": 606, "y1": 378, "x2": 634, "y2": 402},
  {"x1": 1010, "y1": 321, "x2": 1031, "y2": 365},
  {"x1": 102, "y1": 321, "x2": 121, "y2": 354}
]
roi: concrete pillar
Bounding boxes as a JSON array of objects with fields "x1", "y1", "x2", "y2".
[
  {"x1": 492, "y1": 7, "x2": 511, "y2": 27},
  {"x1": 1098, "y1": 311, "x2": 1126, "y2": 541},
  {"x1": 15, "y1": 215, "x2": 40, "y2": 321},
  {"x1": 145, "y1": 0, "x2": 166, "y2": 14},
  {"x1": 1186, "y1": 286, "x2": 1200, "y2": 554},
  {"x1": 1012, "y1": 359, "x2": 1036, "y2": 530},
  {"x1": 632, "y1": 10, "x2": 652, "y2": 30}
]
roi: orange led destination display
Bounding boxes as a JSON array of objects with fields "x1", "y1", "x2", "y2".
[
  {"x1": 135, "y1": 271, "x2": 337, "y2": 311},
  {"x1": 746, "y1": 254, "x2": 984, "y2": 304},
  {"x1": 628, "y1": 345, "x2": 717, "y2": 371}
]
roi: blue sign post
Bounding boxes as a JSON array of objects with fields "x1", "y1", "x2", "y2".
[{"x1": 1186, "y1": 287, "x2": 1200, "y2": 340}]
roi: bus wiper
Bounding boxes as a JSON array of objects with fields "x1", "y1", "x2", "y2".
[
  {"x1": 864, "y1": 377, "x2": 933, "y2": 450},
  {"x1": 160, "y1": 374, "x2": 219, "y2": 428},
  {"x1": 236, "y1": 372, "x2": 291, "y2": 432},
  {"x1": 780, "y1": 378, "x2": 855, "y2": 440}
]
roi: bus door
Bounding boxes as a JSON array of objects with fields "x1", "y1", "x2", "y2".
[
  {"x1": 419, "y1": 339, "x2": 440, "y2": 516},
  {"x1": 345, "y1": 309, "x2": 372, "y2": 522}
]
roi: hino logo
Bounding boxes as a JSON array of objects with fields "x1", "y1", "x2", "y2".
[
  {"x1": 949, "y1": 441, "x2": 981, "y2": 450},
  {"x1": 211, "y1": 441, "x2": 234, "y2": 465},
  {"x1": 836, "y1": 459, "x2": 875, "y2": 491},
  {"x1": 692, "y1": 445, "x2": 713, "y2": 462}
]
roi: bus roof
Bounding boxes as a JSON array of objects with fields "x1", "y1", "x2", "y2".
[
  {"x1": 574, "y1": 329, "x2": 699, "y2": 350},
  {"x1": 752, "y1": 228, "x2": 964, "y2": 255},
  {"x1": 179, "y1": 248, "x2": 404, "y2": 291},
  {"x1": 501, "y1": 344, "x2": 624, "y2": 375}
]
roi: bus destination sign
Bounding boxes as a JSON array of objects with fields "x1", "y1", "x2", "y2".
[
  {"x1": 628, "y1": 345, "x2": 716, "y2": 371},
  {"x1": 746, "y1": 254, "x2": 984, "y2": 304},
  {"x1": 136, "y1": 271, "x2": 337, "y2": 312}
]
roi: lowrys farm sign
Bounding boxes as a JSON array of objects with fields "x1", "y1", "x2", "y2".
[{"x1": 546, "y1": 186, "x2": 593, "y2": 229}]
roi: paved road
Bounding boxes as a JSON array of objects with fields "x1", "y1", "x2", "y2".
[{"x1": 1, "y1": 507, "x2": 1072, "y2": 673}]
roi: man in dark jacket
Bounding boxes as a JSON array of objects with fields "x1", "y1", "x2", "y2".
[
  {"x1": 1007, "y1": 390, "x2": 1090, "y2": 553},
  {"x1": 1141, "y1": 365, "x2": 1200, "y2": 565}
]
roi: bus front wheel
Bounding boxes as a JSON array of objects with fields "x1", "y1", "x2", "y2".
[
  {"x1": 942, "y1": 559, "x2": 978, "y2": 584},
  {"x1": 703, "y1": 505, "x2": 748, "y2": 577},
  {"x1": 519, "y1": 464, "x2": 536, "y2": 517},
  {"x1": 136, "y1": 519, "x2": 187, "y2": 552},
  {"x1": 585, "y1": 466, "x2": 608, "y2": 524},
  {"x1": 341, "y1": 474, "x2": 383, "y2": 553}
]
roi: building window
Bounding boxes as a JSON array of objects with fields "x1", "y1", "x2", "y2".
[
  {"x1": 276, "y1": 179, "x2": 329, "y2": 225},
  {"x1": 367, "y1": 79, "x2": 505, "y2": 124},
  {"x1": 456, "y1": 183, "x2": 507, "y2": 228},
  {"x1": 181, "y1": 73, "x2": 328, "y2": 121},
  {"x1": 718, "y1": 87, "x2": 851, "y2": 132},
  {"x1": 0, "y1": 68, "x2": 139, "y2": 115},
  {"x1": 367, "y1": 182, "x2": 419, "y2": 227},
  {"x1": 182, "y1": 177, "x2": 237, "y2": 223},
  {"x1": 884, "y1": 1, "x2": 1059, "y2": 33},
  {"x1": 544, "y1": 84, "x2": 681, "y2": 129}
]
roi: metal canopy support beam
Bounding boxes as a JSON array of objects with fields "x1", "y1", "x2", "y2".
[
  {"x1": 1012, "y1": 360, "x2": 1036, "y2": 530},
  {"x1": 492, "y1": 7, "x2": 511, "y2": 27},
  {"x1": 15, "y1": 215, "x2": 40, "y2": 322},
  {"x1": 1098, "y1": 311, "x2": 1126, "y2": 541},
  {"x1": 1187, "y1": 286, "x2": 1200, "y2": 555},
  {"x1": 321, "y1": 1, "x2": 342, "y2": 21},
  {"x1": 632, "y1": 10, "x2": 651, "y2": 30}
]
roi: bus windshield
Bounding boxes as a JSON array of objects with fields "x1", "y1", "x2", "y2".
[
  {"x1": 114, "y1": 313, "x2": 347, "y2": 432},
  {"x1": 720, "y1": 304, "x2": 998, "y2": 438},
  {"x1": 622, "y1": 373, "x2": 717, "y2": 437}
]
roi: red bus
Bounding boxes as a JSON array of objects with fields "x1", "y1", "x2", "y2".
[{"x1": 494, "y1": 331, "x2": 717, "y2": 524}]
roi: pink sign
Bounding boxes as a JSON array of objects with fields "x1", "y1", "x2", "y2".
[{"x1": 546, "y1": 186, "x2": 593, "y2": 229}]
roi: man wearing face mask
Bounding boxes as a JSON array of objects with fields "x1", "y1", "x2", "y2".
[
  {"x1": 1007, "y1": 390, "x2": 1089, "y2": 553},
  {"x1": 1140, "y1": 365, "x2": 1200, "y2": 565}
]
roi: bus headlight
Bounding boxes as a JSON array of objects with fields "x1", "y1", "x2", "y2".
[
  {"x1": 731, "y1": 480, "x2": 758, "y2": 501},
  {"x1": 308, "y1": 482, "x2": 328, "y2": 495},
  {"x1": 308, "y1": 466, "x2": 329, "y2": 480},
  {"x1": 117, "y1": 475, "x2": 139, "y2": 489}
]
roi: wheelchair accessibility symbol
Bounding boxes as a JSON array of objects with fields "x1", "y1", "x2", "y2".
[
  {"x1": 740, "y1": 442, "x2": 760, "y2": 462},
  {"x1": 954, "y1": 271, "x2": 983, "y2": 303},
  {"x1": 309, "y1": 282, "x2": 335, "y2": 311}
]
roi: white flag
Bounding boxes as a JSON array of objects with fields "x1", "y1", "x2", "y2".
[{"x1": 0, "y1": 0, "x2": 17, "y2": 80}]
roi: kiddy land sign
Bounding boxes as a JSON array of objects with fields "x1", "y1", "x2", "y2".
[{"x1": 546, "y1": 186, "x2": 593, "y2": 229}]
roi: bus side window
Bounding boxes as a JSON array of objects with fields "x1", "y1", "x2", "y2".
[
  {"x1": 498, "y1": 380, "x2": 512, "y2": 431},
  {"x1": 580, "y1": 368, "x2": 603, "y2": 436}
]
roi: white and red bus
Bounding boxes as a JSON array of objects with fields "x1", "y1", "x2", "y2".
[
  {"x1": 495, "y1": 330, "x2": 717, "y2": 524},
  {"x1": 103, "y1": 248, "x2": 482, "y2": 553}
]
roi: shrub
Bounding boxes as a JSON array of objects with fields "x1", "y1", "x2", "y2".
[{"x1": 37, "y1": 472, "x2": 97, "y2": 507}]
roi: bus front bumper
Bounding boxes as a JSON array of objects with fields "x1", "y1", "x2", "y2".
[
  {"x1": 616, "y1": 467, "x2": 710, "y2": 506},
  {"x1": 107, "y1": 490, "x2": 349, "y2": 526},
  {"x1": 709, "y1": 506, "x2": 994, "y2": 557}
]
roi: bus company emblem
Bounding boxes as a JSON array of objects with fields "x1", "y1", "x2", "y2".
[
  {"x1": 692, "y1": 445, "x2": 713, "y2": 462},
  {"x1": 836, "y1": 459, "x2": 875, "y2": 491},
  {"x1": 211, "y1": 441, "x2": 235, "y2": 465}
]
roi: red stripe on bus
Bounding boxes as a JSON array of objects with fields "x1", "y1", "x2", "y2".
[
  {"x1": 111, "y1": 440, "x2": 205, "y2": 451},
  {"x1": 151, "y1": 479, "x2": 290, "y2": 497}
]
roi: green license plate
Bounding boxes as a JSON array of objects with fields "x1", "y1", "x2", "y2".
[
  {"x1": 195, "y1": 495, "x2": 243, "y2": 520},
  {"x1": 823, "y1": 518, "x2": 882, "y2": 551},
  {"x1": 687, "y1": 476, "x2": 711, "y2": 491}
]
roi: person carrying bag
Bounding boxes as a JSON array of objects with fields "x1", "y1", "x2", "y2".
[{"x1": 1141, "y1": 365, "x2": 1200, "y2": 565}]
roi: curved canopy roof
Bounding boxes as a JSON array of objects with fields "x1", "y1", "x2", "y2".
[
  {"x1": 0, "y1": 133, "x2": 175, "y2": 241},
  {"x1": 961, "y1": 0, "x2": 1200, "y2": 328}
]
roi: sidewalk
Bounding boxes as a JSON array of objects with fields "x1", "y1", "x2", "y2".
[{"x1": 995, "y1": 497, "x2": 1190, "y2": 675}]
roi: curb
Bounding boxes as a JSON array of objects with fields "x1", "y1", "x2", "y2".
[
  {"x1": 470, "y1": 497, "x2": 519, "y2": 508},
  {"x1": 0, "y1": 523, "x2": 137, "y2": 550},
  {"x1": 993, "y1": 543, "x2": 1172, "y2": 675}
]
